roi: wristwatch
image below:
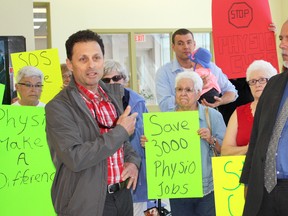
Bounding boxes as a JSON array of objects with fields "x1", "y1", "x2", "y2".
[{"x1": 210, "y1": 136, "x2": 217, "y2": 147}]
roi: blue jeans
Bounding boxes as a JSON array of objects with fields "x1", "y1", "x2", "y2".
[{"x1": 170, "y1": 191, "x2": 216, "y2": 216}]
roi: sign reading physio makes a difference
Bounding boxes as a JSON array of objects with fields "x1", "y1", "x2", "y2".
[
  {"x1": 212, "y1": 156, "x2": 246, "y2": 216},
  {"x1": 11, "y1": 48, "x2": 62, "y2": 104},
  {"x1": 0, "y1": 105, "x2": 56, "y2": 216},
  {"x1": 143, "y1": 111, "x2": 203, "y2": 199}
]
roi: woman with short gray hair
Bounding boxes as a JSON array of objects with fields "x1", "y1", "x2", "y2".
[
  {"x1": 170, "y1": 71, "x2": 226, "y2": 216},
  {"x1": 12, "y1": 65, "x2": 45, "y2": 107},
  {"x1": 222, "y1": 60, "x2": 277, "y2": 156}
]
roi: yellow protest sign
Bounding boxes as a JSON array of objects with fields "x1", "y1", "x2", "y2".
[
  {"x1": 212, "y1": 156, "x2": 246, "y2": 216},
  {"x1": 11, "y1": 48, "x2": 62, "y2": 104},
  {"x1": 0, "y1": 105, "x2": 56, "y2": 216},
  {"x1": 143, "y1": 111, "x2": 203, "y2": 199}
]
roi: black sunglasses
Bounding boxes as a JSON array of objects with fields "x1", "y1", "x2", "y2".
[{"x1": 102, "y1": 75, "x2": 123, "y2": 83}]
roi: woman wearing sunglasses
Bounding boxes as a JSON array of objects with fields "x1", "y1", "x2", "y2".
[{"x1": 102, "y1": 59, "x2": 151, "y2": 216}]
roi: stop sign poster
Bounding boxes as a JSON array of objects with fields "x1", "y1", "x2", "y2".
[{"x1": 212, "y1": 0, "x2": 279, "y2": 79}]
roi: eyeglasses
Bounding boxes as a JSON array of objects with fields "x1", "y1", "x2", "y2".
[
  {"x1": 18, "y1": 83, "x2": 43, "y2": 89},
  {"x1": 247, "y1": 78, "x2": 269, "y2": 86},
  {"x1": 175, "y1": 87, "x2": 195, "y2": 94},
  {"x1": 101, "y1": 75, "x2": 123, "y2": 83},
  {"x1": 62, "y1": 74, "x2": 72, "y2": 79}
]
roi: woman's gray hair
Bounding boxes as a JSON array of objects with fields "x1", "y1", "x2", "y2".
[
  {"x1": 246, "y1": 60, "x2": 277, "y2": 81},
  {"x1": 16, "y1": 66, "x2": 44, "y2": 83},
  {"x1": 103, "y1": 59, "x2": 129, "y2": 84},
  {"x1": 175, "y1": 71, "x2": 203, "y2": 93}
]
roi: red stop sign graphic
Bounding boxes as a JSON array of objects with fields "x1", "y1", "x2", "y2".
[{"x1": 228, "y1": 2, "x2": 253, "y2": 28}]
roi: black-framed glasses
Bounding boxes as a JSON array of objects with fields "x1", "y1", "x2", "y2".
[
  {"x1": 18, "y1": 83, "x2": 43, "y2": 89},
  {"x1": 247, "y1": 78, "x2": 269, "y2": 86},
  {"x1": 102, "y1": 75, "x2": 123, "y2": 83},
  {"x1": 175, "y1": 87, "x2": 195, "y2": 94}
]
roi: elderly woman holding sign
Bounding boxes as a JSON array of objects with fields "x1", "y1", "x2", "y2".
[
  {"x1": 142, "y1": 71, "x2": 226, "y2": 216},
  {"x1": 171, "y1": 71, "x2": 225, "y2": 216}
]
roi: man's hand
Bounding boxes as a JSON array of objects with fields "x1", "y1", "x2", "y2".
[
  {"x1": 201, "y1": 96, "x2": 222, "y2": 108},
  {"x1": 268, "y1": 23, "x2": 277, "y2": 35},
  {"x1": 121, "y1": 162, "x2": 139, "y2": 190},
  {"x1": 117, "y1": 105, "x2": 138, "y2": 136},
  {"x1": 140, "y1": 135, "x2": 148, "y2": 148},
  {"x1": 201, "y1": 91, "x2": 236, "y2": 108}
]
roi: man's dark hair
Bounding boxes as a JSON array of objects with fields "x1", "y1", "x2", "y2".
[
  {"x1": 172, "y1": 28, "x2": 194, "y2": 44},
  {"x1": 65, "y1": 30, "x2": 105, "y2": 60}
]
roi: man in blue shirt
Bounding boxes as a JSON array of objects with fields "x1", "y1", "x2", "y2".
[{"x1": 156, "y1": 28, "x2": 238, "y2": 112}]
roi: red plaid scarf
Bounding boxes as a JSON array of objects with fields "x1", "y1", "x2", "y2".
[{"x1": 77, "y1": 83, "x2": 124, "y2": 184}]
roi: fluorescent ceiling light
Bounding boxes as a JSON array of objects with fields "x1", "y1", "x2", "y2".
[
  {"x1": 33, "y1": 8, "x2": 46, "y2": 13},
  {"x1": 33, "y1": 18, "x2": 47, "y2": 23},
  {"x1": 35, "y1": 36, "x2": 47, "y2": 39},
  {"x1": 34, "y1": 25, "x2": 41, "y2": 29}
]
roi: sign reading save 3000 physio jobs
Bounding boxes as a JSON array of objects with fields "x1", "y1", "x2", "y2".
[{"x1": 143, "y1": 111, "x2": 203, "y2": 199}]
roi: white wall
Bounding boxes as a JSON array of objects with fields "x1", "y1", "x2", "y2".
[
  {"x1": 0, "y1": 0, "x2": 34, "y2": 51},
  {"x1": 269, "y1": 0, "x2": 288, "y2": 65},
  {"x1": 48, "y1": 0, "x2": 212, "y2": 62},
  {"x1": 1, "y1": 0, "x2": 287, "y2": 63},
  {"x1": 45, "y1": 0, "x2": 286, "y2": 63}
]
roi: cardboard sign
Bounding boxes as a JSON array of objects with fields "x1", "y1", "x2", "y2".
[
  {"x1": 212, "y1": 0, "x2": 279, "y2": 78},
  {"x1": 11, "y1": 49, "x2": 62, "y2": 104},
  {"x1": 212, "y1": 156, "x2": 246, "y2": 216},
  {"x1": 143, "y1": 111, "x2": 203, "y2": 199},
  {"x1": 0, "y1": 105, "x2": 56, "y2": 215}
]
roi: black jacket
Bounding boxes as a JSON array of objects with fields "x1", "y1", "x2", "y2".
[{"x1": 240, "y1": 68, "x2": 288, "y2": 216}]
